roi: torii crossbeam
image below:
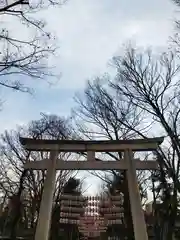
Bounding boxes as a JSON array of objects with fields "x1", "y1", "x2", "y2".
[{"x1": 20, "y1": 137, "x2": 164, "y2": 240}]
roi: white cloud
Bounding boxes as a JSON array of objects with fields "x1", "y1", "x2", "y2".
[
  {"x1": 0, "y1": 0, "x2": 178, "y2": 130},
  {"x1": 41, "y1": 0, "x2": 177, "y2": 89}
]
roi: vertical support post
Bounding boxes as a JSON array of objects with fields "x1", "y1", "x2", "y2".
[
  {"x1": 125, "y1": 149, "x2": 148, "y2": 240},
  {"x1": 87, "y1": 151, "x2": 95, "y2": 161},
  {"x1": 35, "y1": 150, "x2": 58, "y2": 240}
]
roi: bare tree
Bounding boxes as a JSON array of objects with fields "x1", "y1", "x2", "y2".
[
  {"x1": 0, "y1": 113, "x2": 77, "y2": 238},
  {"x1": 73, "y1": 44, "x2": 180, "y2": 239},
  {"x1": 0, "y1": 0, "x2": 67, "y2": 93},
  {"x1": 73, "y1": 78, "x2": 152, "y2": 240},
  {"x1": 110, "y1": 47, "x2": 180, "y2": 239}
]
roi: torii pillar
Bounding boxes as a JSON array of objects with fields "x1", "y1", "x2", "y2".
[
  {"x1": 20, "y1": 137, "x2": 164, "y2": 240},
  {"x1": 34, "y1": 151, "x2": 59, "y2": 240},
  {"x1": 125, "y1": 149, "x2": 148, "y2": 239}
]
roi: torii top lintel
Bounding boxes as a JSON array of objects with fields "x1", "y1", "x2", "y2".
[{"x1": 19, "y1": 137, "x2": 164, "y2": 152}]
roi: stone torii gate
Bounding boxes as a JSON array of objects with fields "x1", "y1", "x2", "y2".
[{"x1": 20, "y1": 137, "x2": 164, "y2": 240}]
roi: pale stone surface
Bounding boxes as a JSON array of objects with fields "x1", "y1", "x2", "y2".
[
  {"x1": 125, "y1": 149, "x2": 149, "y2": 240},
  {"x1": 34, "y1": 151, "x2": 58, "y2": 240}
]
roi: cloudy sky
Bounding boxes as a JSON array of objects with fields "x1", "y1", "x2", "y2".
[
  {"x1": 0, "y1": 0, "x2": 178, "y2": 194},
  {"x1": 0, "y1": 0, "x2": 177, "y2": 131}
]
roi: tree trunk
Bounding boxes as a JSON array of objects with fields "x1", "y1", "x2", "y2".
[
  {"x1": 10, "y1": 170, "x2": 27, "y2": 240},
  {"x1": 166, "y1": 194, "x2": 178, "y2": 240}
]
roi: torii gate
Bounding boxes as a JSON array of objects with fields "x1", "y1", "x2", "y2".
[{"x1": 20, "y1": 137, "x2": 164, "y2": 240}]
